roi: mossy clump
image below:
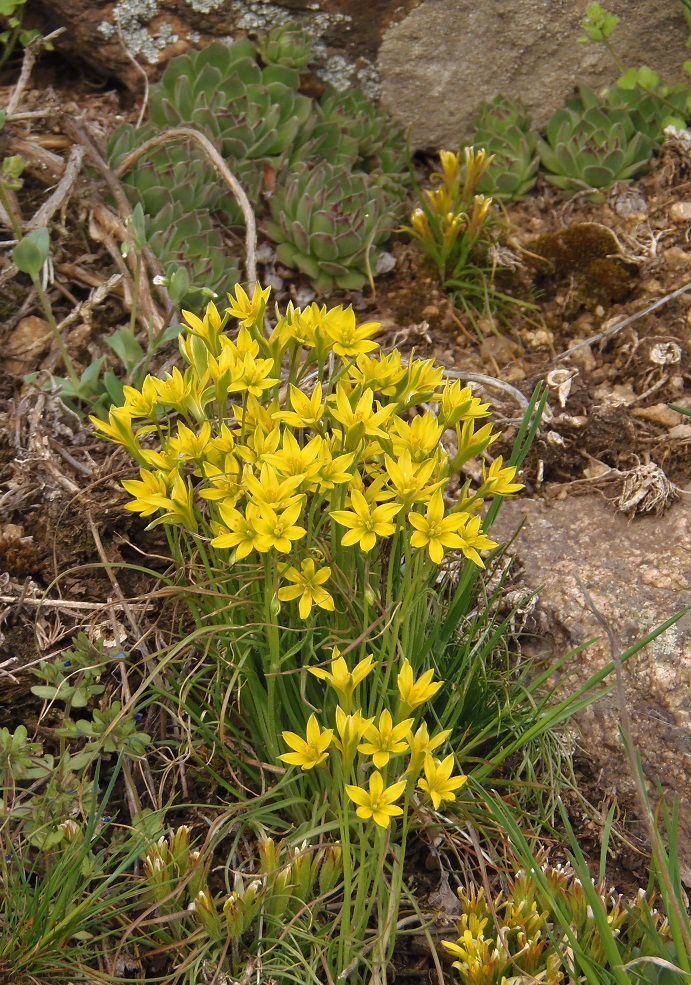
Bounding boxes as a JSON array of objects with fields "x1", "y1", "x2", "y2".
[{"x1": 527, "y1": 222, "x2": 635, "y2": 304}]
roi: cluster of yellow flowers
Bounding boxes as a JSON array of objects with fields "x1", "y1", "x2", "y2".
[
  {"x1": 92, "y1": 283, "x2": 521, "y2": 619},
  {"x1": 280, "y1": 650, "x2": 466, "y2": 827},
  {"x1": 403, "y1": 149, "x2": 495, "y2": 274}
]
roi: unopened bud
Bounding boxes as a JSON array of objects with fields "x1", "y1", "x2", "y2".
[
  {"x1": 192, "y1": 887, "x2": 222, "y2": 940},
  {"x1": 318, "y1": 844, "x2": 342, "y2": 895}
]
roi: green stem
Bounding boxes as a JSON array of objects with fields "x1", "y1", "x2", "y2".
[
  {"x1": 32, "y1": 275, "x2": 80, "y2": 387},
  {"x1": 0, "y1": 181, "x2": 80, "y2": 386}
]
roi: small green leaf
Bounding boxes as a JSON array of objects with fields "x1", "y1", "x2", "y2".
[
  {"x1": 617, "y1": 67, "x2": 639, "y2": 90},
  {"x1": 13, "y1": 227, "x2": 49, "y2": 275},
  {"x1": 128, "y1": 202, "x2": 147, "y2": 254},
  {"x1": 104, "y1": 325, "x2": 145, "y2": 371},
  {"x1": 168, "y1": 265, "x2": 190, "y2": 305},
  {"x1": 635, "y1": 65, "x2": 659, "y2": 89},
  {"x1": 102, "y1": 368, "x2": 125, "y2": 405},
  {"x1": 158, "y1": 322, "x2": 185, "y2": 345},
  {"x1": 0, "y1": 0, "x2": 24, "y2": 15},
  {"x1": 0, "y1": 109, "x2": 5, "y2": 130}
]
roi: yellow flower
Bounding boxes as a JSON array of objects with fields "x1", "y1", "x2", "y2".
[
  {"x1": 332, "y1": 707, "x2": 373, "y2": 768},
  {"x1": 121, "y1": 375, "x2": 158, "y2": 418},
  {"x1": 322, "y1": 305, "x2": 379, "y2": 358},
  {"x1": 451, "y1": 419, "x2": 498, "y2": 471},
  {"x1": 439, "y1": 149, "x2": 461, "y2": 188},
  {"x1": 396, "y1": 659, "x2": 443, "y2": 718},
  {"x1": 263, "y1": 431, "x2": 324, "y2": 488},
  {"x1": 405, "y1": 722, "x2": 451, "y2": 776},
  {"x1": 211, "y1": 502, "x2": 263, "y2": 559},
  {"x1": 91, "y1": 405, "x2": 147, "y2": 465},
  {"x1": 275, "y1": 382, "x2": 325, "y2": 429},
  {"x1": 345, "y1": 771, "x2": 407, "y2": 828},
  {"x1": 253, "y1": 501, "x2": 306, "y2": 553},
  {"x1": 417, "y1": 753, "x2": 467, "y2": 810},
  {"x1": 384, "y1": 451, "x2": 439, "y2": 510},
  {"x1": 235, "y1": 426, "x2": 281, "y2": 469},
  {"x1": 408, "y1": 490, "x2": 468, "y2": 564},
  {"x1": 391, "y1": 412, "x2": 443, "y2": 464},
  {"x1": 232, "y1": 395, "x2": 280, "y2": 436},
  {"x1": 277, "y1": 558, "x2": 334, "y2": 620},
  {"x1": 182, "y1": 300, "x2": 225, "y2": 356},
  {"x1": 279, "y1": 714, "x2": 333, "y2": 770},
  {"x1": 243, "y1": 463, "x2": 304, "y2": 512},
  {"x1": 229, "y1": 352, "x2": 279, "y2": 398},
  {"x1": 438, "y1": 381, "x2": 491, "y2": 428},
  {"x1": 396, "y1": 356, "x2": 445, "y2": 407},
  {"x1": 168, "y1": 421, "x2": 212, "y2": 466},
  {"x1": 454, "y1": 513, "x2": 498, "y2": 569},
  {"x1": 478, "y1": 456, "x2": 523, "y2": 498},
  {"x1": 349, "y1": 350, "x2": 405, "y2": 395},
  {"x1": 330, "y1": 489, "x2": 401, "y2": 552},
  {"x1": 315, "y1": 448, "x2": 355, "y2": 492},
  {"x1": 146, "y1": 473, "x2": 199, "y2": 533},
  {"x1": 198, "y1": 453, "x2": 242, "y2": 504},
  {"x1": 153, "y1": 366, "x2": 192, "y2": 413},
  {"x1": 309, "y1": 649, "x2": 374, "y2": 712},
  {"x1": 122, "y1": 468, "x2": 170, "y2": 517},
  {"x1": 226, "y1": 282, "x2": 271, "y2": 328},
  {"x1": 358, "y1": 709, "x2": 413, "y2": 768},
  {"x1": 328, "y1": 384, "x2": 392, "y2": 446}
]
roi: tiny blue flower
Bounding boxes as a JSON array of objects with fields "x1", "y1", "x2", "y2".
[
  {"x1": 145, "y1": 745, "x2": 151, "y2": 753},
  {"x1": 133, "y1": 713, "x2": 142, "y2": 723},
  {"x1": 101, "y1": 815, "x2": 112, "y2": 823},
  {"x1": 63, "y1": 660, "x2": 72, "y2": 667},
  {"x1": 113, "y1": 651, "x2": 127, "y2": 661}
]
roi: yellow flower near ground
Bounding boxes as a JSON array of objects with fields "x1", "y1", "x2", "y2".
[
  {"x1": 345, "y1": 771, "x2": 407, "y2": 827},
  {"x1": 279, "y1": 714, "x2": 333, "y2": 770},
  {"x1": 418, "y1": 753, "x2": 467, "y2": 809}
]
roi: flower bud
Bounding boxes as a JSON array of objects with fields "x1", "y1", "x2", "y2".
[
  {"x1": 191, "y1": 887, "x2": 222, "y2": 940},
  {"x1": 318, "y1": 844, "x2": 342, "y2": 895}
]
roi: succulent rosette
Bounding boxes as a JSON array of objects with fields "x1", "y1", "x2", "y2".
[
  {"x1": 538, "y1": 86, "x2": 654, "y2": 191},
  {"x1": 256, "y1": 21, "x2": 314, "y2": 70},
  {"x1": 471, "y1": 95, "x2": 540, "y2": 201},
  {"x1": 264, "y1": 162, "x2": 398, "y2": 290}
]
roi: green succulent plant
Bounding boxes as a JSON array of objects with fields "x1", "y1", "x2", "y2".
[
  {"x1": 255, "y1": 21, "x2": 313, "y2": 70},
  {"x1": 316, "y1": 88, "x2": 407, "y2": 178},
  {"x1": 471, "y1": 95, "x2": 540, "y2": 201},
  {"x1": 147, "y1": 202, "x2": 239, "y2": 303},
  {"x1": 606, "y1": 82, "x2": 688, "y2": 142},
  {"x1": 149, "y1": 39, "x2": 314, "y2": 222},
  {"x1": 107, "y1": 124, "x2": 238, "y2": 303},
  {"x1": 538, "y1": 85, "x2": 655, "y2": 191},
  {"x1": 108, "y1": 123, "x2": 224, "y2": 216},
  {"x1": 264, "y1": 162, "x2": 398, "y2": 290}
]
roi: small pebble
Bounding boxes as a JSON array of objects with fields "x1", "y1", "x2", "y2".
[{"x1": 669, "y1": 202, "x2": 691, "y2": 222}]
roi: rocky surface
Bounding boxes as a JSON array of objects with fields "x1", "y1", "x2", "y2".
[
  {"x1": 27, "y1": 0, "x2": 690, "y2": 148},
  {"x1": 30, "y1": 0, "x2": 417, "y2": 95},
  {"x1": 379, "y1": 0, "x2": 690, "y2": 147},
  {"x1": 493, "y1": 493, "x2": 691, "y2": 874}
]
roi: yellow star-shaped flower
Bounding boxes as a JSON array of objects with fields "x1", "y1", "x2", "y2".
[
  {"x1": 345, "y1": 771, "x2": 407, "y2": 827},
  {"x1": 279, "y1": 714, "x2": 333, "y2": 770}
]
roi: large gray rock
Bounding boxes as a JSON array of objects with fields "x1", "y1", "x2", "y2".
[
  {"x1": 492, "y1": 494, "x2": 691, "y2": 873},
  {"x1": 378, "y1": 0, "x2": 690, "y2": 147}
]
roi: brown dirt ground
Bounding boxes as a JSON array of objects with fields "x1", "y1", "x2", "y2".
[{"x1": 0, "y1": 47, "x2": 689, "y2": 984}]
